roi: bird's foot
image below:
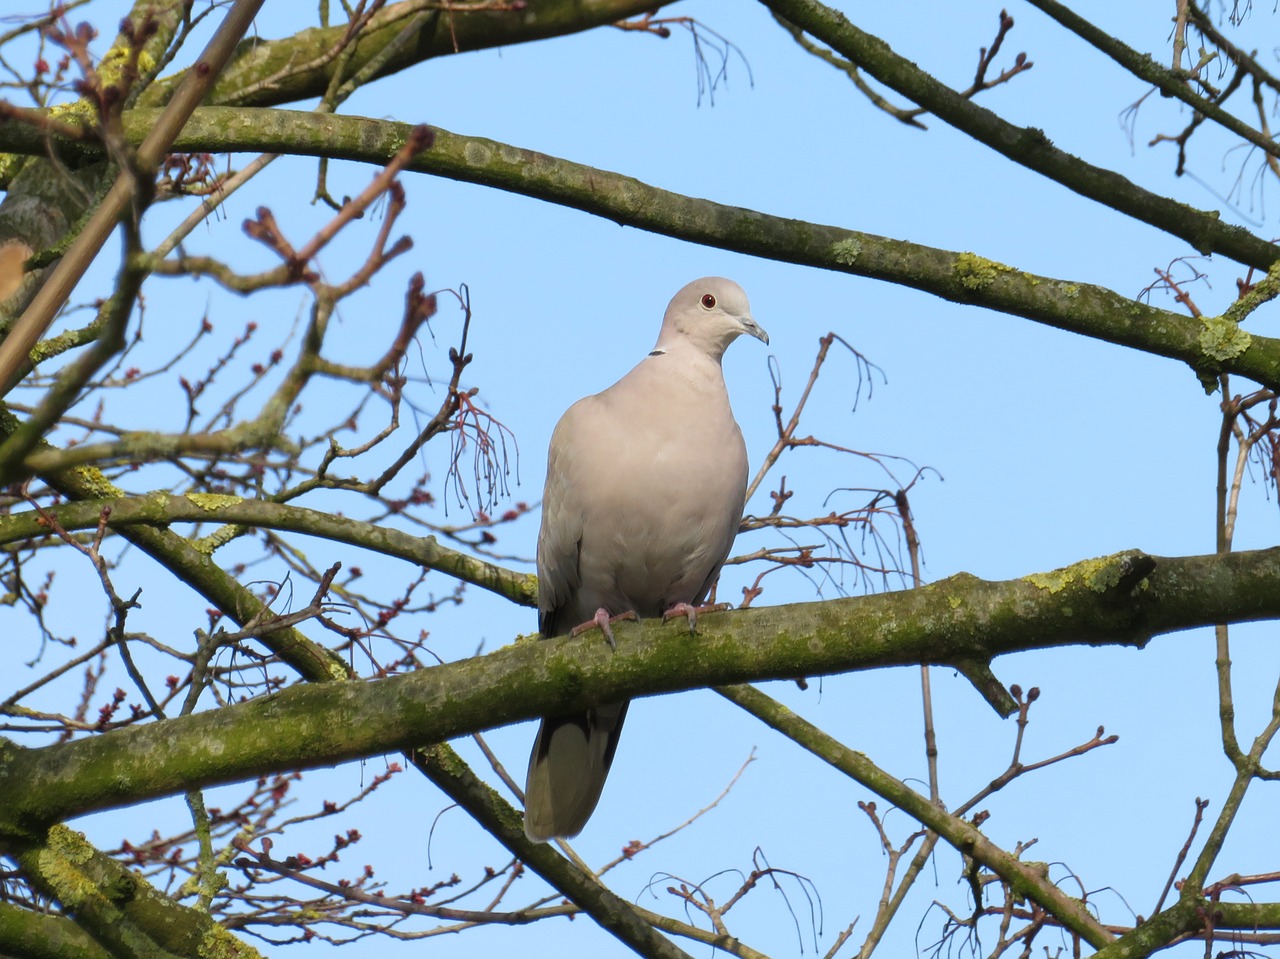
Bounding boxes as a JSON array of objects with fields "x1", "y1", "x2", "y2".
[
  {"x1": 569, "y1": 607, "x2": 638, "y2": 649},
  {"x1": 661, "y1": 601, "x2": 730, "y2": 634}
]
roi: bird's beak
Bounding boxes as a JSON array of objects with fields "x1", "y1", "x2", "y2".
[{"x1": 741, "y1": 315, "x2": 769, "y2": 345}]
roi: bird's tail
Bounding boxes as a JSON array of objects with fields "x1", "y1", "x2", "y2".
[{"x1": 523, "y1": 701, "x2": 629, "y2": 842}]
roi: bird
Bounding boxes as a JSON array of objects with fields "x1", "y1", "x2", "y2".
[{"x1": 523, "y1": 277, "x2": 768, "y2": 842}]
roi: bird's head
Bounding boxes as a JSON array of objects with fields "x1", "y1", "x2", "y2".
[{"x1": 657, "y1": 277, "x2": 769, "y2": 359}]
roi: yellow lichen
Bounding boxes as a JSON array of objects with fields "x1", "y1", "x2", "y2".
[
  {"x1": 185, "y1": 493, "x2": 242, "y2": 511},
  {"x1": 199, "y1": 920, "x2": 262, "y2": 958},
  {"x1": 37, "y1": 826, "x2": 110, "y2": 914},
  {"x1": 955, "y1": 252, "x2": 1012, "y2": 291},
  {"x1": 47, "y1": 823, "x2": 93, "y2": 863},
  {"x1": 0, "y1": 43, "x2": 157, "y2": 188},
  {"x1": 72, "y1": 465, "x2": 122, "y2": 497},
  {"x1": 1024, "y1": 554, "x2": 1129, "y2": 594},
  {"x1": 0, "y1": 153, "x2": 27, "y2": 189},
  {"x1": 1023, "y1": 567, "x2": 1072, "y2": 594}
]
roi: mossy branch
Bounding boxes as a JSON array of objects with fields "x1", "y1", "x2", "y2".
[
  {"x1": 1023, "y1": 0, "x2": 1280, "y2": 164},
  {"x1": 138, "y1": 0, "x2": 676, "y2": 110},
  {"x1": 759, "y1": 0, "x2": 1280, "y2": 272},
  {"x1": 11, "y1": 824, "x2": 260, "y2": 959},
  {"x1": 0, "y1": 900, "x2": 111, "y2": 959},
  {"x1": 3, "y1": 107, "x2": 1277, "y2": 389},
  {"x1": 4, "y1": 547, "x2": 1280, "y2": 830},
  {"x1": 10, "y1": 462, "x2": 670, "y2": 957}
]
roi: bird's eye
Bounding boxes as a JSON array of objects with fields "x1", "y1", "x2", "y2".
[{"x1": 701, "y1": 293, "x2": 717, "y2": 309}]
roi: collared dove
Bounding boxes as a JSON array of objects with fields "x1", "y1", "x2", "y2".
[{"x1": 523, "y1": 277, "x2": 768, "y2": 843}]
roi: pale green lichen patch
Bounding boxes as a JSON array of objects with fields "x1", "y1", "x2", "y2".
[
  {"x1": 1024, "y1": 554, "x2": 1128, "y2": 594},
  {"x1": 463, "y1": 141, "x2": 492, "y2": 167},
  {"x1": 1079, "y1": 555, "x2": 1126, "y2": 592},
  {"x1": 185, "y1": 493, "x2": 242, "y2": 511},
  {"x1": 1199, "y1": 315, "x2": 1252, "y2": 362},
  {"x1": 832, "y1": 238, "x2": 862, "y2": 265},
  {"x1": 955, "y1": 252, "x2": 1013, "y2": 291}
]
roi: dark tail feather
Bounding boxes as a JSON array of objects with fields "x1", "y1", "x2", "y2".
[{"x1": 523, "y1": 701, "x2": 629, "y2": 842}]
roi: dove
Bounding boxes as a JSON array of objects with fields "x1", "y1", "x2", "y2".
[{"x1": 523, "y1": 277, "x2": 768, "y2": 842}]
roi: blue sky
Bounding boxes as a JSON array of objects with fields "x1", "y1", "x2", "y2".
[{"x1": 4, "y1": 1, "x2": 1279, "y2": 956}]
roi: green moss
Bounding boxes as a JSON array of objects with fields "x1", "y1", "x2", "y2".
[
  {"x1": 955, "y1": 252, "x2": 1012, "y2": 291},
  {"x1": 1199, "y1": 315, "x2": 1252, "y2": 362},
  {"x1": 831, "y1": 237, "x2": 862, "y2": 265}
]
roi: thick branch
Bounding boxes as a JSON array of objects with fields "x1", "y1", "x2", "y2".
[
  {"x1": 139, "y1": 0, "x2": 679, "y2": 109},
  {"x1": 2, "y1": 547, "x2": 1279, "y2": 830},
  {"x1": 14, "y1": 465, "x2": 671, "y2": 958},
  {"x1": 4, "y1": 108, "x2": 1277, "y2": 388},
  {"x1": 758, "y1": 0, "x2": 1280, "y2": 272},
  {"x1": 9, "y1": 824, "x2": 259, "y2": 959},
  {"x1": 0, "y1": 901, "x2": 111, "y2": 959}
]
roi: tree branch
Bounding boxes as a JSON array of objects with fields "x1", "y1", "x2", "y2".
[
  {"x1": 1023, "y1": 0, "x2": 1280, "y2": 164},
  {"x1": 3, "y1": 547, "x2": 1280, "y2": 829},
  {"x1": 0, "y1": 0, "x2": 267, "y2": 395},
  {"x1": 716, "y1": 683, "x2": 1113, "y2": 948},
  {"x1": 0, "y1": 491, "x2": 537, "y2": 607},
  {"x1": 138, "y1": 0, "x2": 681, "y2": 110},
  {"x1": 9, "y1": 823, "x2": 260, "y2": 959},
  {"x1": 4, "y1": 108, "x2": 1278, "y2": 388},
  {"x1": 757, "y1": 0, "x2": 1279, "y2": 272},
  {"x1": 0, "y1": 900, "x2": 111, "y2": 959}
]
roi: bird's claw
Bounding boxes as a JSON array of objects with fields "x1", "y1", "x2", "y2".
[
  {"x1": 569, "y1": 607, "x2": 638, "y2": 649},
  {"x1": 661, "y1": 601, "x2": 730, "y2": 634}
]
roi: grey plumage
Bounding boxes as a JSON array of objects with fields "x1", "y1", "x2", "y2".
[{"x1": 524, "y1": 277, "x2": 768, "y2": 842}]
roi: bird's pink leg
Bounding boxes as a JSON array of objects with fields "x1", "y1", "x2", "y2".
[
  {"x1": 662, "y1": 601, "x2": 731, "y2": 634},
  {"x1": 569, "y1": 607, "x2": 638, "y2": 648}
]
